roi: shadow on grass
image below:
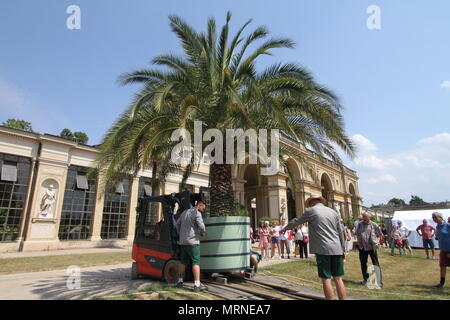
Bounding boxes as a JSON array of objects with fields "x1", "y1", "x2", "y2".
[
  {"x1": 30, "y1": 266, "x2": 161, "y2": 300},
  {"x1": 398, "y1": 283, "x2": 449, "y2": 293},
  {"x1": 343, "y1": 279, "x2": 365, "y2": 286}
]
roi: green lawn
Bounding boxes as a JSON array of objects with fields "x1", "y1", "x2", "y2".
[
  {"x1": 259, "y1": 248, "x2": 450, "y2": 300},
  {"x1": 0, "y1": 252, "x2": 132, "y2": 274}
]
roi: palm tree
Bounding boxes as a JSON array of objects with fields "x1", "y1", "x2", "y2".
[{"x1": 96, "y1": 12, "x2": 355, "y2": 216}]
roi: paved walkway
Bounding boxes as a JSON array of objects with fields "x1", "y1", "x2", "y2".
[
  {"x1": 0, "y1": 262, "x2": 155, "y2": 300},
  {"x1": 0, "y1": 245, "x2": 301, "y2": 300},
  {"x1": 0, "y1": 247, "x2": 131, "y2": 259}
]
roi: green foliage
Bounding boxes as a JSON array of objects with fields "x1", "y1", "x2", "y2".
[
  {"x1": 60, "y1": 128, "x2": 74, "y2": 139},
  {"x1": 409, "y1": 195, "x2": 428, "y2": 206},
  {"x1": 387, "y1": 198, "x2": 406, "y2": 207},
  {"x1": 259, "y1": 217, "x2": 273, "y2": 225},
  {"x1": 344, "y1": 217, "x2": 355, "y2": 230},
  {"x1": 59, "y1": 128, "x2": 89, "y2": 144},
  {"x1": 370, "y1": 215, "x2": 379, "y2": 223},
  {"x1": 95, "y1": 11, "x2": 355, "y2": 217},
  {"x1": 2, "y1": 119, "x2": 34, "y2": 132},
  {"x1": 73, "y1": 131, "x2": 89, "y2": 144},
  {"x1": 235, "y1": 202, "x2": 249, "y2": 216},
  {"x1": 233, "y1": 198, "x2": 249, "y2": 216}
]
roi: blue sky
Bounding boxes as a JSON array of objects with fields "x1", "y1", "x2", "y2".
[{"x1": 1, "y1": 0, "x2": 450, "y2": 205}]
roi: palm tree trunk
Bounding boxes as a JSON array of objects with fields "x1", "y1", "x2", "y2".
[{"x1": 209, "y1": 162, "x2": 236, "y2": 216}]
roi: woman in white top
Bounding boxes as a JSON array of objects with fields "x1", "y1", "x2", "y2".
[
  {"x1": 343, "y1": 222, "x2": 352, "y2": 253},
  {"x1": 294, "y1": 224, "x2": 309, "y2": 259}
]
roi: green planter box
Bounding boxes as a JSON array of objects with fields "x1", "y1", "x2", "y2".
[{"x1": 200, "y1": 216, "x2": 250, "y2": 273}]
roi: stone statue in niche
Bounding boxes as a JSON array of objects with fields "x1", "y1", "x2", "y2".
[
  {"x1": 335, "y1": 202, "x2": 342, "y2": 217},
  {"x1": 39, "y1": 184, "x2": 56, "y2": 218},
  {"x1": 280, "y1": 198, "x2": 287, "y2": 222}
]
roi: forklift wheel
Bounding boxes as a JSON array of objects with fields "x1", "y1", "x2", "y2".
[
  {"x1": 131, "y1": 262, "x2": 140, "y2": 280},
  {"x1": 163, "y1": 260, "x2": 179, "y2": 285}
]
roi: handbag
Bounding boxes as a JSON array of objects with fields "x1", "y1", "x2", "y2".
[
  {"x1": 395, "y1": 239, "x2": 403, "y2": 247},
  {"x1": 303, "y1": 235, "x2": 309, "y2": 243}
]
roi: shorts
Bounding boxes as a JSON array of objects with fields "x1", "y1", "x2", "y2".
[
  {"x1": 439, "y1": 251, "x2": 450, "y2": 268},
  {"x1": 423, "y1": 239, "x2": 435, "y2": 249},
  {"x1": 402, "y1": 239, "x2": 410, "y2": 247},
  {"x1": 271, "y1": 237, "x2": 280, "y2": 244},
  {"x1": 180, "y1": 244, "x2": 200, "y2": 266},
  {"x1": 315, "y1": 254, "x2": 344, "y2": 279},
  {"x1": 250, "y1": 250, "x2": 262, "y2": 263}
]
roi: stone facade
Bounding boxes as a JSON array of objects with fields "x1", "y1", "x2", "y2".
[{"x1": 0, "y1": 126, "x2": 361, "y2": 252}]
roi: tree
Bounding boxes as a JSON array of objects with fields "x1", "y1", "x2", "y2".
[
  {"x1": 344, "y1": 217, "x2": 355, "y2": 230},
  {"x1": 95, "y1": 12, "x2": 355, "y2": 216},
  {"x1": 59, "y1": 128, "x2": 89, "y2": 144},
  {"x1": 2, "y1": 119, "x2": 34, "y2": 132},
  {"x1": 73, "y1": 131, "x2": 89, "y2": 144},
  {"x1": 60, "y1": 128, "x2": 74, "y2": 140},
  {"x1": 409, "y1": 195, "x2": 428, "y2": 206},
  {"x1": 387, "y1": 198, "x2": 406, "y2": 207}
]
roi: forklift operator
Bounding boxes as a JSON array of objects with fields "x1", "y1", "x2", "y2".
[{"x1": 175, "y1": 200, "x2": 206, "y2": 292}]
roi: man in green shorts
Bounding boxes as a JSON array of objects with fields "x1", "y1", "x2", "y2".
[
  {"x1": 176, "y1": 200, "x2": 206, "y2": 292},
  {"x1": 281, "y1": 196, "x2": 347, "y2": 300}
]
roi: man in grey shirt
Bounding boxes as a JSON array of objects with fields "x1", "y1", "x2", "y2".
[
  {"x1": 176, "y1": 200, "x2": 206, "y2": 292},
  {"x1": 281, "y1": 196, "x2": 347, "y2": 300}
]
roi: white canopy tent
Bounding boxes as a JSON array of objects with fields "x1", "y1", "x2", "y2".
[{"x1": 392, "y1": 209, "x2": 450, "y2": 249}]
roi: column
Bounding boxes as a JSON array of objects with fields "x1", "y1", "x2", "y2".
[
  {"x1": 126, "y1": 177, "x2": 140, "y2": 243},
  {"x1": 294, "y1": 181, "x2": 305, "y2": 216},
  {"x1": 17, "y1": 158, "x2": 36, "y2": 242},
  {"x1": 266, "y1": 174, "x2": 288, "y2": 222},
  {"x1": 232, "y1": 178, "x2": 246, "y2": 206},
  {"x1": 89, "y1": 173, "x2": 106, "y2": 241},
  {"x1": 255, "y1": 186, "x2": 268, "y2": 219}
]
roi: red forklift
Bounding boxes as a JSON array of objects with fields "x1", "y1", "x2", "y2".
[{"x1": 131, "y1": 190, "x2": 206, "y2": 284}]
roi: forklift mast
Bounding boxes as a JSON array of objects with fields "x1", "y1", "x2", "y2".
[{"x1": 135, "y1": 190, "x2": 207, "y2": 258}]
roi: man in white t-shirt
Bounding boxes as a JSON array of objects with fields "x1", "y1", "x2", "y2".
[{"x1": 397, "y1": 220, "x2": 413, "y2": 256}]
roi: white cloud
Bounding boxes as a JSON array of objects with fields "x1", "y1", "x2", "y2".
[
  {"x1": 379, "y1": 174, "x2": 397, "y2": 183},
  {"x1": 366, "y1": 174, "x2": 397, "y2": 185},
  {"x1": 345, "y1": 133, "x2": 450, "y2": 206},
  {"x1": 354, "y1": 155, "x2": 403, "y2": 170},
  {"x1": 418, "y1": 132, "x2": 450, "y2": 146},
  {"x1": 351, "y1": 134, "x2": 378, "y2": 152},
  {"x1": 354, "y1": 155, "x2": 385, "y2": 169},
  {"x1": 440, "y1": 80, "x2": 450, "y2": 89}
]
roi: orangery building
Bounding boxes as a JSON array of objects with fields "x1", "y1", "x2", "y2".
[{"x1": 0, "y1": 126, "x2": 361, "y2": 252}]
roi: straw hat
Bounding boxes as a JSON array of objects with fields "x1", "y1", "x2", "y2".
[{"x1": 305, "y1": 196, "x2": 327, "y2": 208}]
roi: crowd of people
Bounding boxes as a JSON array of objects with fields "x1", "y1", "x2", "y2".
[
  {"x1": 253, "y1": 200, "x2": 450, "y2": 298},
  {"x1": 173, "y1": 194, "x2": 450, "y2": 297},
  {"x1": 253, "y1": 219, "x2": 309, "y2": 261}
]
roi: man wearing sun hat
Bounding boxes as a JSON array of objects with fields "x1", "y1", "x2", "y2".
[{"x1": 281, "y1": 195, "x2": 347, "y2": 300}]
